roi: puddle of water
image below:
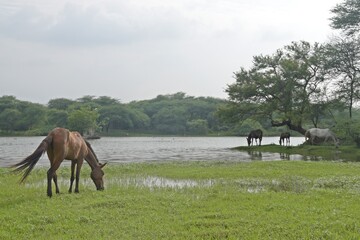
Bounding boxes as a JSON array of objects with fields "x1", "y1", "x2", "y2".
[
  {"x1": 247, "y1": 186, "x2": 265, "y2": 193},
  {"x1": 23, "y1": 176, "x2": 318, "y2": 195},
  {"x1": 107, "y1": 176, "x2": 215, "y2": 189},
  {"x1": 24, "y1": 176, "x2": 215, "y2": 190}
]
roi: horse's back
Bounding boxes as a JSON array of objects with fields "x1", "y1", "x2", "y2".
[
  {"x1": 250, "y1": 129, "x2": 262, "y2": 138},
  {"x1": 50, "y1": 127, "x2": 69, "y2": 142},
  {"x1": 308, "y1": 128, "x2": 332, "y2": 138},
  {"x1": 67, "y1": 131, "x2": 88, "y2": 160},
  {"x1": 48, "y1": 128, "x2": 88, "y2": 161},
  {"x1": 281, "y1": 132, "x2": 290, "y2": 138}
]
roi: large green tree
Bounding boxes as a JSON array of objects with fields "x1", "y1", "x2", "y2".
[
  {"x1": 330, "y1": 0, "x2": 360, "y2": 36},
  {"x1": 324, "y1": 36, "x2": 360, "y2": 118},
  {"x1": 47, "y1": 109, "x2": 68, "y2": 128},
  {"x1": 0, "y1": 96, "x2": 47, "y2": 132},
  {"x1": 131, "y1": 93, "x2": 226, "y2": 135},
  {"x1": 224, "y1": 41, "x2": 330, "y2": 135},
  {"x1": 98, "y1": 105, "x2": 150, "y2": 132},
  {"x1": 67, "y1": 107, "x2": 99, "y2": 135},
  {"x1": 328, "y1": 0, "x2": 360, "y2": 119},
  {"x1": 48, "y1": 98, "x2": 75, "y2": 110},
  {"x1": 0, "y1": 108, "x2": 21, "y2": 131}
]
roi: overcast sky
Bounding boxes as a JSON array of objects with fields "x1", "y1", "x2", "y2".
[{"x1": 0, "y1": 0, "x2": 341, "y2": 104}]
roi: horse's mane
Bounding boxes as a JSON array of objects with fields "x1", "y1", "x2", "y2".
[{"x1": 85, "y1": 140, "x2": 100, "y2": 163}]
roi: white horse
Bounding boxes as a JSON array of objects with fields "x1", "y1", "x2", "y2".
[{"x1": 305, "y1": 128, "x2": 339, "y2": 147}]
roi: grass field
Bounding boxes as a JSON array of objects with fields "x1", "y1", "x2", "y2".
[{"x1": 2, "y1": 157, "x2": 360, "y2": 239}]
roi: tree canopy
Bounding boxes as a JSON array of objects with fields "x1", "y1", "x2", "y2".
[
  {"x1": 224, "y1": 41, "x2": 331, "y2": 135},
  {"x1": 0, "y1": 93, "x2": 229, "y2": 136},
  {"x1": 221, "y1": 0, "x2": 360, "y2": 142},
  {"x1": 330, "y1": 0, "x2": 360, "y2": 36}
]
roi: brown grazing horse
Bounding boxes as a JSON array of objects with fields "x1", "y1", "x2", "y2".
[
  {"x1": 279, "y1": 132, "x2": 290, "y2": 146},
  {"x1": 246, "y1": 129, "x2": 263, "y2": 146},
  {"x1": 12, "y1": 127, "x2": 107, "y2": 197}
]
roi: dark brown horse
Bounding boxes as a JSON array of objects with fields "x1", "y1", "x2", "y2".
[
  {"x1": 279, "y1": 132, "x2": 290, "y2": 146},
  {"x1": 12, "y1": 127, "x2": 107, "y2": 197},
  {"x1": 246, "y1": 129, "x2": 263, "y2": 146}
]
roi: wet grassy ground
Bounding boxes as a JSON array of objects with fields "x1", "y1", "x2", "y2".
[
  {"x1": 235, "y1": 144, "x2": 360, "y2": 162},
  {"x1": 2, "y1": 158, "x2": 360, "y2": 239}
]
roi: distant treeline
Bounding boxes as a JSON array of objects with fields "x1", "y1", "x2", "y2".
[
  {"x1": 0, "y1": 93, "x2": 240, "y2": 136},
  {"x1": 1, "y1": 92, "x2": 357, "y2": 138}
]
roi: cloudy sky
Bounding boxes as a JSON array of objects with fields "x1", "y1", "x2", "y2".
[{"x1": 0, "y1": 0, "x2": 341, "y2": 104}]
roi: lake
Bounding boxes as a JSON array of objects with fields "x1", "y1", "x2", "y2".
[{"x1": 0, "y1": 136, "x2": 305, "y2": 167}]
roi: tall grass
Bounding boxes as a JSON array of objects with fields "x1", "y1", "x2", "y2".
[{"x1": 1, "y1": 161, "x2": 360, "y2": 239}]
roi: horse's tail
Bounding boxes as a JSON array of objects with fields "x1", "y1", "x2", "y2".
[{"x1": 12, "y1": 135, "x2": 52, "y2": 183}]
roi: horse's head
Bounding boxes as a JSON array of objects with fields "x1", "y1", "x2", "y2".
[
  {"x1": 304, "y1": 130, "x2": 310, "y2": 141},
  {"x1": 90, "y1": 162, "x2": 107, "y2": 191}
]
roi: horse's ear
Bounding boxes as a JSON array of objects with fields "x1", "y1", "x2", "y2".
[{"x1": 100, "y1": 162, "x2": 108, "y2": 168}]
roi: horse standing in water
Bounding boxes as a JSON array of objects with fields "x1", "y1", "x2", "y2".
[
  {"x1": 305, "y1": 128, "x2": 339, "y2": 148},
  {"x1": 279, "y1": 132, "x2": 290, "y2": 146},
  {"x1": 12, "y1": 127, "x2": 107, "y2": 197},
  {"x1": 246, "y1": 129, "x2": 263, "y2": 146}
]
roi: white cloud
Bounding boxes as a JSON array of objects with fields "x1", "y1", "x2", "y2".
[
  {"x1": 0, "y1": 1, "x2": 195, "y2": 46},
  {"x1": 0, "y1": 0, "x2": 342, "y2": 103}
]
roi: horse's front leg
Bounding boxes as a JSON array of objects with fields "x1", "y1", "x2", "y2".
[
  {"x1": 310, "y1": 136, "x2": 315, "y2": 145},
  {"x1": 69, "y1": 161, "x2": 76, "y2": 193},
  {"x1": 74, "y1": 159, "x2": 84, "y2": 193}
]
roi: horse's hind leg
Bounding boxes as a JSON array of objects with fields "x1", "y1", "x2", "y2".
[
  {"x1": 47, "y1": 169, "x2": 53, "y2": 197},
  {"x1": 69, "y1": 161, "x2": 76, "y2": 193},
  {"x1": 47, "y1": 160, "x2": 62, "y2": 197},
  {"x1": 47, "y1": 168, "x2": 60, "y2": 197},
  {"x1": 53, "y1": 172, "x2": 60, "y2": 194}
]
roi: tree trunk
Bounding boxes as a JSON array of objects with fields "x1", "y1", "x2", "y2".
[{"x1": 271, "y1": 120, "x2": 307, "y2": 135}]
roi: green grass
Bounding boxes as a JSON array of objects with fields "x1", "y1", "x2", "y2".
[{"x1": 2, "y1": 161, "x2": 360, "y2": 239}]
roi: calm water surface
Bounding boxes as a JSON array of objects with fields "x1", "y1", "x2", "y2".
[{"x1": 0, "y1": 136, "x2": 305, "y2": 167}]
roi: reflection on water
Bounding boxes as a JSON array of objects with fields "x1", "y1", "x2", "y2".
[
  {"x1": 280, "y1": 152, "x2": 289, "y2": 160},
  {"x1": 247, "y1": 150, "x2": 262, "y2": 160},
  {"x1": 246, "y1": 150, "x2": 305, "y2": 161},
  {"x1": 0, "y1": 136, "x2": 306, "y2": 167}
]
